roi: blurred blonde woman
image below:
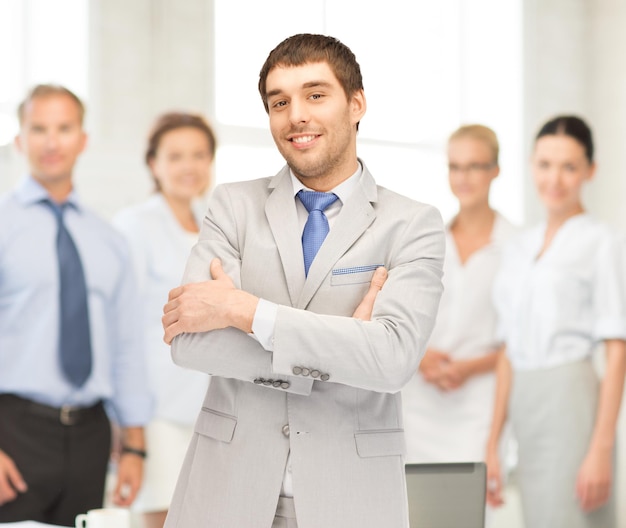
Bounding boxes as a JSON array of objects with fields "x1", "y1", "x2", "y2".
[
  {"x1": 402, "y1": 125, "x2": 516, "y2": 508},
  {"x1": 113, "y1": 112, "x2": 216, "y2": 528},
  {"x1": 486, "y1": 115, "x2": 626, "y2": 527}
]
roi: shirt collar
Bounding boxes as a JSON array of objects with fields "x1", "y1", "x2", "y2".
[
  {"x1": 15, "y1": 174, "x2": 83, "y2": 211},
  {"x1": 290, "y1": 161, "x2": 363, "y2": 205}
]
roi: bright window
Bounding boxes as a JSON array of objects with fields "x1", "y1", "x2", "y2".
[{"x1": 0, "y1": 0, "x2": 88, "y2": 146}]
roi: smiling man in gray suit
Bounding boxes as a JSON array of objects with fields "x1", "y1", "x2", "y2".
[{"x1": 161, "y1": 33, "x2": 445, "y2": 528}]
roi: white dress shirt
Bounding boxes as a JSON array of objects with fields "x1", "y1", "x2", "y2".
[{"x1": 493, "y1": 213, "x2": 626, "y2": 370}]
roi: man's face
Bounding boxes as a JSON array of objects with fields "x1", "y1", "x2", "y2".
[
  {"x1": 265, "y1": 61, "x2": 365, "y2": 191},
  {"x1": 15, "y1": 94, "x2": 87, "y2": 187}
]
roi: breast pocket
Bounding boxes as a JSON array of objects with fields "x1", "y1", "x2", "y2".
[{"x1": 331, "y1": 264, "x2": 383, "y2": 286}]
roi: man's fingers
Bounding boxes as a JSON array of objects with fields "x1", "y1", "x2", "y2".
[
  {"x1": 369, "y1": 266, "x2": 388, "y2": 291},
  {"x1": 167, "y1": 285, "x2": 184, "y2": 302},
  {"x1": 0, "y1": 453, "x2": 27, "y2": 505},
  {"x1": 352, "y1": 267, "x2": 388, "y2": 321}
]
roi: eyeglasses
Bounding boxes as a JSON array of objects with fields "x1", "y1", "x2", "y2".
[{"x1": 448, "y1": 162, "x2": 496, "y2": 175}]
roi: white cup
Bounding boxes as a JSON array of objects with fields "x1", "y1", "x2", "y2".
[{"x1": 75, "y1": 507, "x2": 131, "y2": 528}]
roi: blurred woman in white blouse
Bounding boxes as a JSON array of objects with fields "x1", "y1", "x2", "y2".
[
  {"x1": 402, "y1": 125, "x2": 516, "y2": 475},
  {"x1": 486, "y1": 115, "x2": 626, "y2": 528},
  {"x1": 113, "y1": 112, "x2": 216, "y2": 528}
]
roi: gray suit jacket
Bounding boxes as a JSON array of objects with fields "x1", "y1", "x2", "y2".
[{"x1": 165, "y1": 163, "x2": 445, "y2": 528}]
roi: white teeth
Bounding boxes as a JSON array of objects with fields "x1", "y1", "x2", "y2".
[{"x1": 292, "y1": 135, "x2": 316, "y2": 143}]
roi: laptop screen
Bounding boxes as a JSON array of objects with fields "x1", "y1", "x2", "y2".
[{"x1": 405, "y1": 462, "x2": 486, "y2": 528}]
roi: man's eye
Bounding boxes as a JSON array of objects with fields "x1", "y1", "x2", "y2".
[{"x1": 310, "y1": 94, "x2": 322, "y2": 100}]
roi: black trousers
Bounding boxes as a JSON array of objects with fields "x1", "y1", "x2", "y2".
[{"x1": 0, "y1": 394, "x2": 111, "y2": 526}]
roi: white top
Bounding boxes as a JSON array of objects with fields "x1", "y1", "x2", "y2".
[
  {"x1": 493, "y1": 213, "x2": 626, "y2": 370},
  {"x1": 402, "y1": 212, "x2": 517, "y2": 463},
  {"x1": 113, "y1": 194, "x2": 210, "y2": 425}
]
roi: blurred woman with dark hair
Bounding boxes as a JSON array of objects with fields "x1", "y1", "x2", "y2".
[
  {"x1": 113, "y1": 112, "x2": 217, "y2": 528},
  {"x1": 486, "y1": 115, "x2": 626, "y2": 527}
]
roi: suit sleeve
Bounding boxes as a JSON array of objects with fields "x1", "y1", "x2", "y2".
[
  {"x1": 272, "y1": 204, "x2": 445, "y2": 393},
  {"x1": 170, "y1": 185, "x2": 314, "y2": 395}
]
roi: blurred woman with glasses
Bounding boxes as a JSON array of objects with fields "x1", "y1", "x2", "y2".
[{"x1": 402, "y1": 125, "x2": 516, "y2": 523}]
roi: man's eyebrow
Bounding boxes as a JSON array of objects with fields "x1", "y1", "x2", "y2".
[{"x1": 266, "y1": 80, "x2": 334, "y2": 99}]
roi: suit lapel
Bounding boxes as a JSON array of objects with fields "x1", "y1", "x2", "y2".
[
  {"x1": 265, "y1": 167, "x2": 306, "y2": 306},
  {"x1": 297, "y1": 165, "x2": 378, "y2": 309}
]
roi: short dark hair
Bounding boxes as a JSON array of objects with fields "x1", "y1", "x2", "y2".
[
  {"x1": 18, "y1": 84, "x2": 85, "y2": 125},
  {"x1": 258, "y1": 33, "x2": 364, "y2": 114},
  {"x1": 535, "y1": 115, "x2": 594, "y2": 163},
  {"x1": 145, "y1": 112, "x2": 217, "y2": 192}
]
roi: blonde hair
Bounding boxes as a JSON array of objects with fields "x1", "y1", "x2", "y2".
[{"x1": 448, "y1": 124, "x2": 499, "y2": 165}]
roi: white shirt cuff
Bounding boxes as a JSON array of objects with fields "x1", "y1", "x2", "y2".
[{"x1": 251, "y1": 298, "x2": 278, "y2": 351}]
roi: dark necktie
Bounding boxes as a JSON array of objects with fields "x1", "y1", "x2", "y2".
[
  {"x1": 44, "y1": 200, "x2": 92, "y2": 387},
  {"x1": 297, "y1": 190, "x2": 339, "y2": 276}
]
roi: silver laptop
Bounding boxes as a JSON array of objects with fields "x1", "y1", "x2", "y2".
[{"x1": 405, "y1": 462, "x2": 486, "y2": 528}]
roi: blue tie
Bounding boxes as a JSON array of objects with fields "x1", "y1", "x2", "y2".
[
  {"x1": 297, "y1": 190, "x2": 339, "y2": 276},
  {"x1": 44, "y1": 200, "x2": 92, "y2": 387}
]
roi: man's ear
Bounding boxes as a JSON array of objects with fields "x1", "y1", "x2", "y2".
[
  {"x1": 14, "y1": 133, "x2": 23, "y2": 153},
  {"x1": 79, "y1": 131, "x2": 88, "y2": 154},
  {"x1": 350, "y1": 89, "x2": 366, "y2": 125}
]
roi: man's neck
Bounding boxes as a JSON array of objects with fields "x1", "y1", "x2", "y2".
[{"x1": 33, "y1": 174, "x2": 74, "y2": 203}]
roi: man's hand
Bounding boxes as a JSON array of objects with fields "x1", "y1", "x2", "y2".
[
  {"x1": 162, "y1": 258, "x2": 259, "y2": 344},
  {"x1": 112, "y1": 453, "x2": 143, "y2": 507},
  {"x1": 112, "y1": 426, "x2": 145, "y2": 507},
  {"x1": 352, "y1": 267, "x2": 388, "y2": 320},
  {"x1": 0, "y1": 449, "x2": 27, "y2": 506}
]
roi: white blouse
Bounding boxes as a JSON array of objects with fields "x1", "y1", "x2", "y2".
[
  {"x1": 402, "y1": 212, "x2": 517, "y2": 463},
  {"x1": 113, "y1": 194, "x2": 210, "y2": 425},
  {"x1": 493, "y1": 213, "x2": 626, "y2": 370}
]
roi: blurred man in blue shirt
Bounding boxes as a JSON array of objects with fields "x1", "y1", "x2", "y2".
[{"x1": 0, "y1": 84, "x2": 152, "y2": 526}]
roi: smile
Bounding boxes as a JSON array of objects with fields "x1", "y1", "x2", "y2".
[{"x1": 290, "y1": 135, "x2": 317, "y2": 144}]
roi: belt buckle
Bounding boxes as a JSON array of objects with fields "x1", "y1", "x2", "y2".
[{"x1": 60, "y1": 405, "x2": 76, "y2": 425}]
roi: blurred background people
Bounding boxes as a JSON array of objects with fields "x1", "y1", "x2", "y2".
[
  {"x1": 401, "y1": 124, "x2": 516, "y2": 522},
  {"x1": 486, "y1": 115, "x2": 626, "y2": 527},
  {"x1": 113, "y1": 111, "x2": 216, "y2": 528},
  {"x1": 0, "y1": 84, "x2": 151, "y2": 526}
]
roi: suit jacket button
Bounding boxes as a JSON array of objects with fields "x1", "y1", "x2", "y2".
[
  {"x1": 263, "y1": 379, "x2": 272, "y2": 386},
  {"x1": 301, "y1": 368, "x2": 310, "y2": 376},
  {"x1": 320, "y1": 373, "x2": 330, "y2": 381},
  {"x1": 280, "y1": 381, "x2": 290, "y2": 389},
  {"x1": 272, "y1": 380, "x2": 282, "y2": 388},
  {"x1": 292, "y1": 366, "x2": 302, "y2": 375},
  {"x1": 282, "y1": 424, "x2": 290, "y2": 437},
  {"x1": 254, "y1": 378, "x2": 264, "y2": 384},
  {"x1": 310, "y1": 370, "x2": 320, "y2": 378}
]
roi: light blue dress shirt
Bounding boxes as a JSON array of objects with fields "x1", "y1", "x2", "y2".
[{"x1": 0, "y1": 175, "x2": 152, "y2": 426}]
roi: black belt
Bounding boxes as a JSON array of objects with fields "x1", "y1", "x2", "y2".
[{"x1": 0, "y1": 394, "x2": 104, "y2": 426}]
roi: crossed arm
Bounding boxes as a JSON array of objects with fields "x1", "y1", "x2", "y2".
[{"x1": 162, "y1": 258, "x2": 388, "y2": 343}]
